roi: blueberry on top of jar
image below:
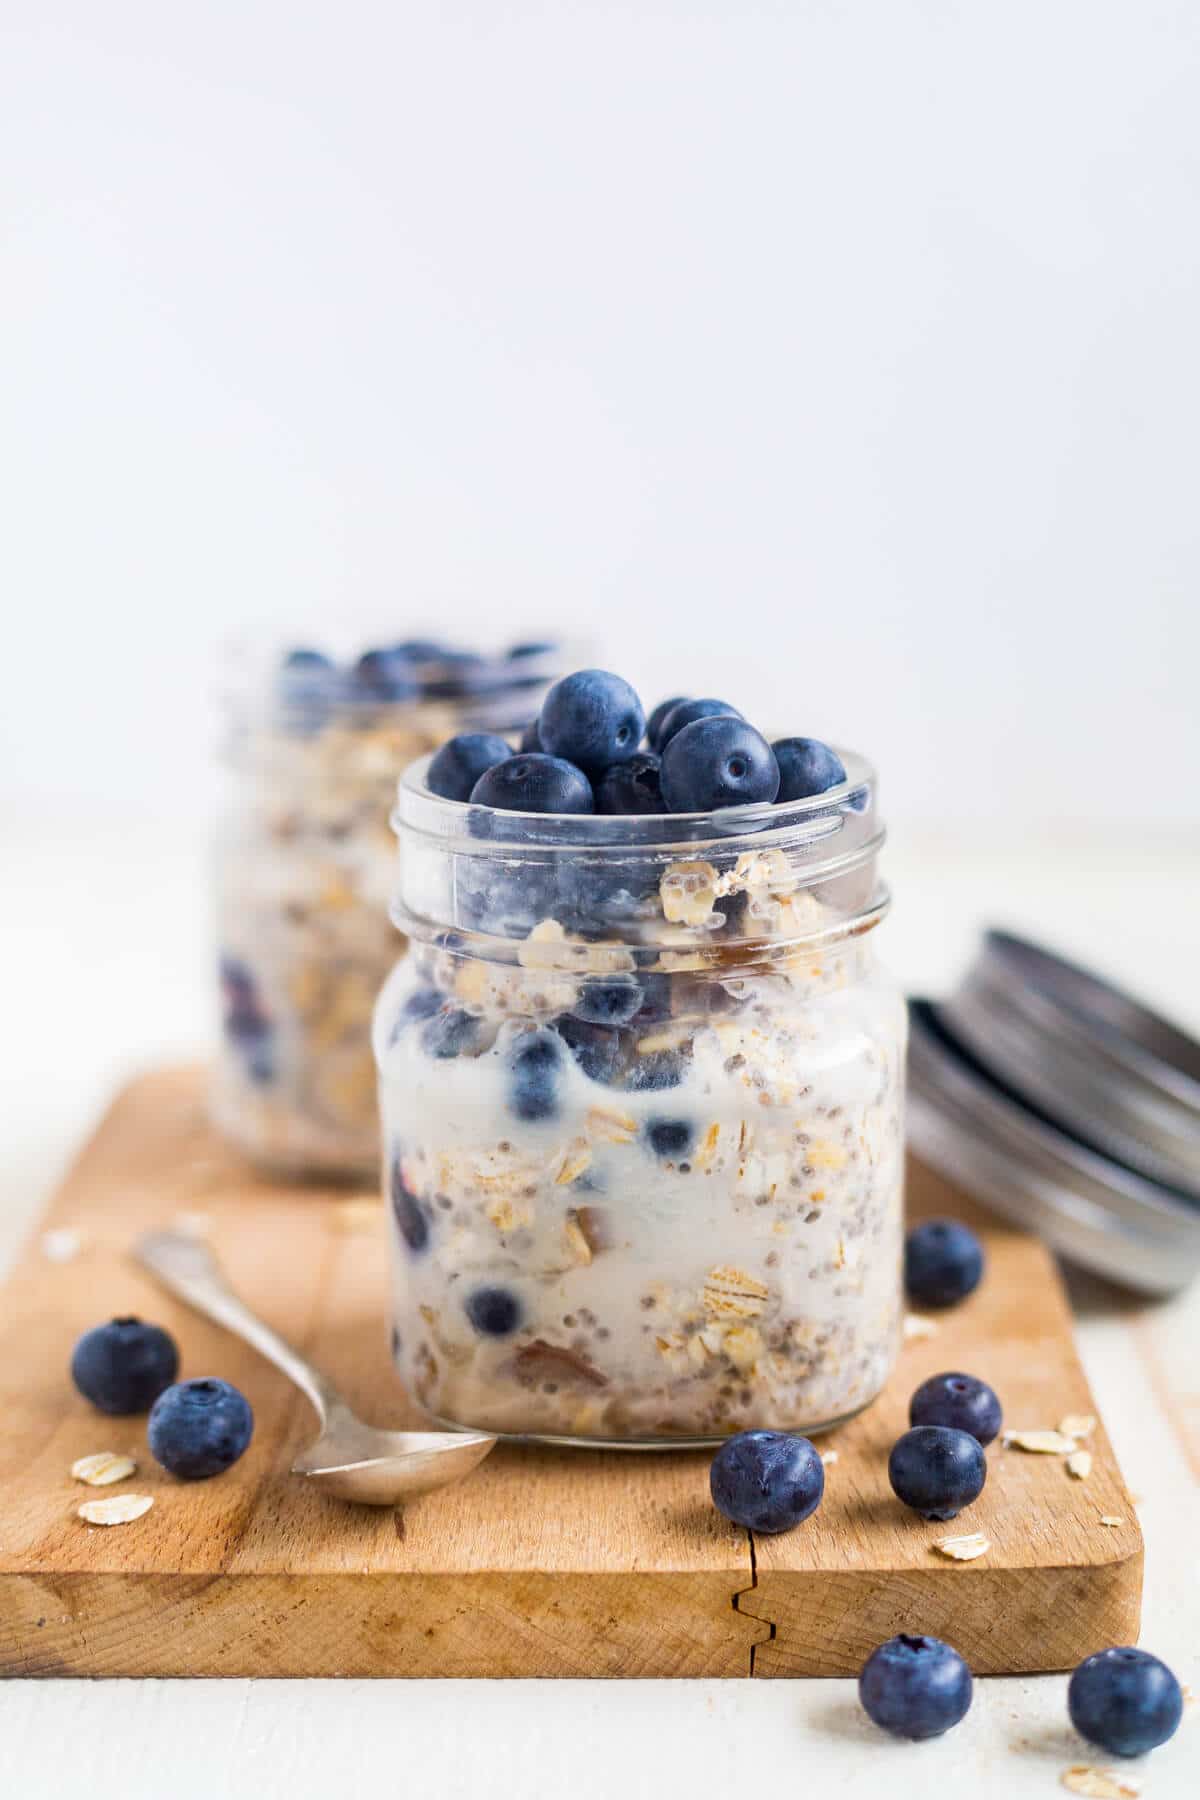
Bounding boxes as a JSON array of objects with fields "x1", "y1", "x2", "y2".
[
  {"x1": 654, "y1": 696, "x2": 742, "y2": 753},
  {"x1": 645, "y1": 694, "x2": 690, "y2": 750},
  {"x1": 595, "y1": 752, "x2": 665, "y2": 815},
  {"x1": 660, "y1": 716, "x2": 780, "y2": 813},
  {"x1": 352, "y1": 646, "x2": 420, "y2": 703},
  {"x1": 537, "y1": 670, "x2": 646, "y2": 776},
  {"x1": 426, "y1": 733, "x2": 513, "y2": 803},
  {"x1": 773, "y1": 736, "x2": 847, "y2": 801},
  {"x1": 470, "y1": 753, "x2": 594, "y2": 815}
]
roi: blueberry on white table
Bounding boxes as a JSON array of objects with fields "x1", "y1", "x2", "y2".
[
  {"x1": 1068, "y1": 1647, "x2": 1184, "y2": 1757},
  {"x1": 71, "y1": 1317, "x2": 180, "y2": 1416},
  {"x1": 858, "y1": 1634, "x2": 973, "y2": 1738}
]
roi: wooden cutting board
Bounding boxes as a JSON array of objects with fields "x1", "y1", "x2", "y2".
[{"x1": 0, "y1": 1067, "x2": 1141, "y2": 1679}]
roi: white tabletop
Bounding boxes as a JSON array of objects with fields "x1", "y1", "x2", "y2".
[{"x1": 1, "y1": 827, "x2": 1196, "y2": 1800}]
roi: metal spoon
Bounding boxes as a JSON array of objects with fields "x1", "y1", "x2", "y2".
[{"x1": 134, "y1": 1228, "x2": 496, "y2": 1505}]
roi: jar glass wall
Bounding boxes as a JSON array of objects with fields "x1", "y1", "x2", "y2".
[
  {"x1": 212, "y1": 644, "x2": 562, "y2": 1178},
  {"x1": 373, "y1": 758, "x2": 905, "y2": 1444}
]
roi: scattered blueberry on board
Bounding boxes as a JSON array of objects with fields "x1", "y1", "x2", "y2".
[
  {"x1": 904, "y1": 1218, "x2": 985, "y2": 1308},
  {"x1": 888, "y1": 1424, "x2": 987, "y2": 1520},
  {"x1": 147, "y1": 1378, "x2": 254, "y2": 1480},
  {"x1": 413, "y1": 667, "x2": 848, "y2": 818},
  {"x1": 71, "y1": 1317, "x2": 180, "y2": 1415},
  {"x1": 709, "y1": 1429, "x2": 825, "y2": 1533},
  {"x1": 858, "y1": 1634, "x2": 973, "y2": 1739},
  {"x1": 1067, "y1": 1646, "x2": 1184, "y2": 1757},
  {"x1": 908, "y1": 1371, "x2": 1003, "y2": 1446}
]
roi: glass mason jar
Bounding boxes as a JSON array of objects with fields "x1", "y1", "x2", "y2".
[
  {"x1": 212, "y1": 645, "x2": 562, "y2": 1179},
  {"x1": 373, "y1": 752, "x2": 905, "y2": 1445}
]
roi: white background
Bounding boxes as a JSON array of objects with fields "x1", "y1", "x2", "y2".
[{"x1": 2, "y1": 0, "x2": 1198, "y2": 841}]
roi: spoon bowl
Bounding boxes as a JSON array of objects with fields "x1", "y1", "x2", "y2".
[{"x1": 134, "y1": 1229, "x2": 497, "y2": 1506}]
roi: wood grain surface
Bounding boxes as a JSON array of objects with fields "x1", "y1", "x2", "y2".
[{"x1": 0, "y1": 1068, "x2": 1141, "y2": 1678}]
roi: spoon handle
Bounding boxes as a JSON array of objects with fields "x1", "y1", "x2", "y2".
[{"x1": 134, "y1": 1228, "x2": 340, "y2": 1427}]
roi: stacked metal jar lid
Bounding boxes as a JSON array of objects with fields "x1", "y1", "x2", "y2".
[{"x1": 908, "y1": 930, "x2": 1200, "y2": 1295}]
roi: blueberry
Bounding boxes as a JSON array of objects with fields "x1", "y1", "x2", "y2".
[
  {"x1": 660, "y1": 716, "x2": 780, "y2": 813},
  {"x1": 70, "y1": 1317, "x2": 180, "y2": 1415},
  {"x1": 390, "y1": 638, "x2": 447, "y2": 661},
  {"x1": 507, "y1": 640, "x2": 557, "y2": 660},
  {"x1": 518, "y1": 718, "x2": 543, "y2": 752},
  {"x1": 625, "y1": 1048, "x2": 687, "y2": 1092},
  {"x1": 905, "y1": 1219, "x2": 985, "y2": 1308},
  {"x1": 277, "y1": 647, "x2": 339, "y2": 729},
  {"x1": 573, "y1": 977, "x2": 644, "y2": 1026},
  {"x1": 470, "y1": 753, "x2": 594, "y2": 814},
  {"x1": 554, "y1": 1016, "x2": 624, "y2": 1085},
  {"x1": 772, "y1": 737, "x2": 847, "y2": 801},
  {"x1": 645, "y1": 694, "x2": 690, "y2": 750},
  {"x1": 420, "y1": 1006, "x2": 481, "y2": 1059},
  {"x1": 465, "y1": 1286, "x2": 523, "y2": 1336},
  {"x1": 1068, "y1": 1647, "x2": 1183, "y2": 1757},
  {"x1": 909, "y1": 1372, "x2": 1002, "y2": 1446},
  {"x1": 594, "y1": 752, "x2": 665, "y2": 815},
  {"x1": 508, "y1": 1027, "x2": 564, "y2": 1121},
  {"x1": 709, "y1": 1430, "x2": 825, "y2": 1533},
  {"x1": 421, "y1": 649, "x2": 493, "y2": 699},
  {"x1": 352, "y1": 646, "x2": 419, "y2": 703},
  {"x1": 655, "y1": 696, "x2": 742, "y2": 753},
  {"x1": 858, "y1": 1634, "x2": 973, "y2": 1739},
  {"x1": 390, "y1": 1157, "x2": 431, "y2": 1253},
  {"x1": 390, "y1": 986, "x2": 444, "y2": 1042},
  {"x1": 426, "y1": 733, "x2": 513, "y2": 803},
  {"x1": 148, "y1": 1378, "x2": 254, "y2": 1480},
  {"x1": 537, "y1": 670, "x2": 646, "y2": 776},
  {"x1": 644, "y1": 1117, "x2": 695, "y2": 1160},
  {"x1": 888, "y1": 1425, "x2": 987, "y2": 1520}
]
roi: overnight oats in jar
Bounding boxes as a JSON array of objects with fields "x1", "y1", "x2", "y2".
[
  {"x1": 373, "y1": 672, "x2": 906, "y2": 1444},
  {"x1": 213, "y1": 638, "x2": 563, "y2": 1179}
]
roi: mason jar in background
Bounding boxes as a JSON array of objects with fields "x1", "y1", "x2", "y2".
[
  {"x1": 213, "y1": 640, "x2": 563, "y2": 1178},
  {"x1": 373, "y1": 752, "x2": 904, "y2": 1444}
]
